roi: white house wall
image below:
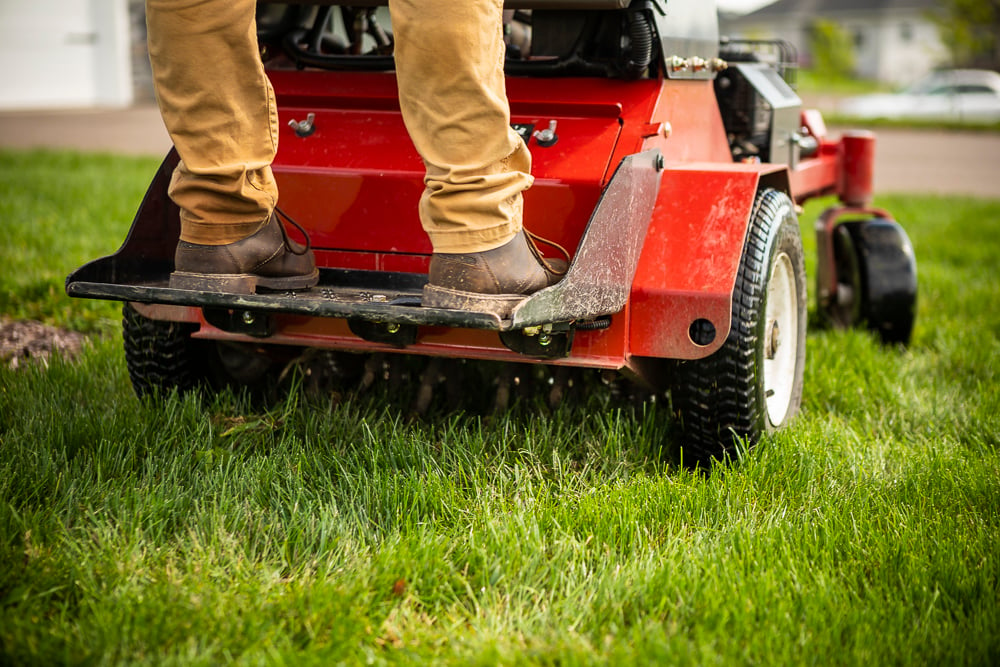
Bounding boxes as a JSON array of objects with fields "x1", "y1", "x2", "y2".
[
  {"x1": 831, "y1": 11, "x2": 945, "y2": 84},
  {"x1": 0, "y1": 0, "x2": 133, "y2": 110},
  {"x1": 870, "y1": 13, "x2": 945, "y2": 85},
  {"x1": 721, "y1": 8, "x2": 946, "y2": 85}
]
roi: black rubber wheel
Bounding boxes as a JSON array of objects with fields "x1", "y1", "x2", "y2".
[
  {"x1": 123, "y1": 303, "x2": 287, "y2": 398},
  {"x1": 122, "y1": 302, "x2": 208, "y2": 397},
  {"x1": 843, "y1": 219, "x2": 917, "y2": 346},
  {"x1": 122, "y1": 303, "x2": 358, "y2": 400},
  {"x1": 670, "y1": 189, "x2": 807, "y2": 465},
  {"x1": 823, "y1": 222, "x2": 865, "y2": 330}
]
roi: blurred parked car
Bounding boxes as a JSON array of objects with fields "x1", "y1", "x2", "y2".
[{"x1": 838, "y1": 69, "x2": 1000, "y2": 122}]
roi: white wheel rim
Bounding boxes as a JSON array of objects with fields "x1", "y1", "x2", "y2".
[{"x1": 763, "y1": 251, "x2": 798, "y2": 426}]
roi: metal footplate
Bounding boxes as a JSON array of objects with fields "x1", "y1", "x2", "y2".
[
  {"x1": 67, "y1": 150, "x2": 662, "y2": 344},
  {"x1": 67, "y1": 266, "x2": 503, "y2": 328}
]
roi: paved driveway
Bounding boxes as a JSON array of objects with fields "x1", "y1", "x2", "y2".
[
  {"x1": 0, "y1": 106, "x2": 171, "y2": 157},
  {"x1": 1, "y1": 106, "x2": 997, "y2": 198},
  {"x1": 851, "y1": 126, "x2": 1000, "y2": 199}
]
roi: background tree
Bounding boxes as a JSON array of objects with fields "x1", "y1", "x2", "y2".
[
  {"x1": 930, "y1": 0, "x2": 1000, "y2": 70},
  {"x1": 807, "y1": 19, "x2": 856, "y2": 80}
]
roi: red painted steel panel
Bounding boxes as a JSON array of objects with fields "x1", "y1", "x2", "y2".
[
  {"x1": 629, "y1": 163, "x2": 785, "y2": 360},
  {"x1": 269, "y1": 71, "x2": 629, "y2": 265},
  {"x1": 643, "y1": 80, "x2": 734, "y2": 164},
  {"x1": 188, "y1": 310, "x2": 629, "y2": 369},
  {"x1": 789, "y1": 153, "x2": 838, "y2": 203},
  {"x1": 836, "y1": 131, "x2": 876, "y2": 207}
]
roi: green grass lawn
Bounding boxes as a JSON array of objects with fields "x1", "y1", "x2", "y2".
[
  {"x1": 795, "y1": 69, "x2": 890, "y2": 98},
  {"x1": 1, "y1": 150, "x2": 998, "y2": 665}
]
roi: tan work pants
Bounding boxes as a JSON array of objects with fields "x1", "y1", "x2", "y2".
[{"x1": 146, "y1": 0, "x2": 532, "y2": 253}]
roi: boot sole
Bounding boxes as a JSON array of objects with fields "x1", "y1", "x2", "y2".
[
  {"x1": 169, "y1": 269, "x2": 319, "y2": 294},
  {"x1": 422, "y1": 284, "x2": 526, "y2": 318}
]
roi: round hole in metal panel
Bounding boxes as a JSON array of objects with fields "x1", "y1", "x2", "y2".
[{"x1": 688, "y1": 318, "x2": 716, "y2": 346}]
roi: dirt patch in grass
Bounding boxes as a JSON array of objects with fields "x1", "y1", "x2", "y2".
[{"x1": 1, "y1": 319, "x2": 88, "y2": 369}]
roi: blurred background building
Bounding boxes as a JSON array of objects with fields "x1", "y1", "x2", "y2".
[
  {"x1": 720, "y1": 0, "x2": 945, "y2": 85},
  {"x1": 0, "y1": 0, "x2": 152, "y2": 109},
  {"x1": 0, "y1": 0, "x2": 962, "y2": 110}
]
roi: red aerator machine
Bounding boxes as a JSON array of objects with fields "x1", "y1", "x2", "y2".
[{"x1": 67, "y1": 0, "x2": 917, "y2": 463}]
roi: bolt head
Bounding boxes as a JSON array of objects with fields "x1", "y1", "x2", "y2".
[
  {"x1": 669, "y1": 56, "x2": 689, "y2": 72},
  {"x1": 766, "y1": 320, "x2": 781, "y2": 359},
  {"x1": 710, "y1": 58, "x2": 729, "y2": 73}
]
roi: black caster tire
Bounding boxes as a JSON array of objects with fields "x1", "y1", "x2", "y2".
[
  {"x1": 835, "y1": 219, "x2": 917, "y2": 346},
  {"x1": 122, "y1": 302, "x2": 208, "y2": 397},
  {"x1": 670, "y1": 189, "x2": 808, "y2": 466},
  {"x1": 123, "y1": 304, "x2": 283, "y2": 399},
  {"x1": 823, "y1": 222, "x2": 865, "y2": 331},
  {"x1": 123, "y1": 302, "x2": 381, "y2": 404}
]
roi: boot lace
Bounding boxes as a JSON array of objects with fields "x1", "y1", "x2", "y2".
[
  {"x1": 526, "y1": 229, "x2": 570, "y2": 276},
  {"x1": 274, "y1": 206, "x2": 312, "y2": 256}
]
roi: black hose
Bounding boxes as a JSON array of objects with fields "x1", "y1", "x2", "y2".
[
  {"x1": 305, "y1": 6, "x2": 333, "y2": 53},
  {"x1": 625, "y1": 10, "x2": 654, "y2": 79},
  {"x1": 575, "y1": 317, "x2": 612, "y2": 331}
]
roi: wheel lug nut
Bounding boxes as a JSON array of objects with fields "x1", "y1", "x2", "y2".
[{"x1": 766, "y1": 320, "x2": 781, "y2": 359}]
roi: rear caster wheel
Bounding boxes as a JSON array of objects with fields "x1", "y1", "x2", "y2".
[
  {"x1": 824, "y1": 223, "x2": 864, "y2": 330},
  {"x1": 122, "y1": 302, "x2": 208, "y2": 397},
  {"x1": 825, "y1": 219, "x2": 917, "y2": 346},
  {"x1": 670, "y1": 189, "x2": 807, "y2": 465},
  {"x1": 122, "y1": 304, "x2": 280, "y2": 398}
]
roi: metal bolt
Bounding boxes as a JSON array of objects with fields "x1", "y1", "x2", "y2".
[
  {"x1": 386, "y1": 323, "x2": 400, "y2": 334},
  {"x1": 766, "y1": 320, "x2": 781, "y2": 359},
  {"x1": 533, "y1": 120, "x2": 558, "y2": 147},
  {"x1": 288, "y1": 112, "x2": 316, "y2": 137},
  {"x1": 242, "y1": 311, "x2": 255, "y2": 325},
  {"x1": 538, "y1": 333, "x2": 552, "y2": 347},
  {"x1": 668, "y1": 56, "x2": 689, "y2": 72}
]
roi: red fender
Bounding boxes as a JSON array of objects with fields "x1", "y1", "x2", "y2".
[{"x1": 629, "y1": 162, "x2": 790, "y2": 360}]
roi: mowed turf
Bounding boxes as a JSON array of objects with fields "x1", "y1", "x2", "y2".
[{"x1": 1, "y1": 150, "x2": 998, "y2": 665}]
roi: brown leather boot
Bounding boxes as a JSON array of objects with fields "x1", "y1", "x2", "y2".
[
  {"x1": 422, "y1": 230, "x2": 567, "y2": 317},
  {"x1": 170, "y1": 212, "x2": 319, "y2": 294}
]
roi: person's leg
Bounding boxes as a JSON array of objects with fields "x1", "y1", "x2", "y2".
[
  {"x1": 146, "y1": 0, "x2": 316, "y2": 292},
  {"x1": 389, "y1": 0, "x2": 564, "y2": 315},
  {"x1": 147, "y1": 0, "x2": 277, "y2": 244},
  {"x1": 390, "y1": 0, "x2": 530, "y2": 254}
]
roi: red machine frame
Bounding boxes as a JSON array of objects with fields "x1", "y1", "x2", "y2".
[
  {"x1": 124, "y1": 69, "x2": 876, "y2": 370},
  {"x1": 66, "y1": 1, "x2": 917, "y2": 462}
]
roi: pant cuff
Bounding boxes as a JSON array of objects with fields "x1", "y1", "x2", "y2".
[{"x1": 179, "y1": 215, "x2": 270, "y2": 246}]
